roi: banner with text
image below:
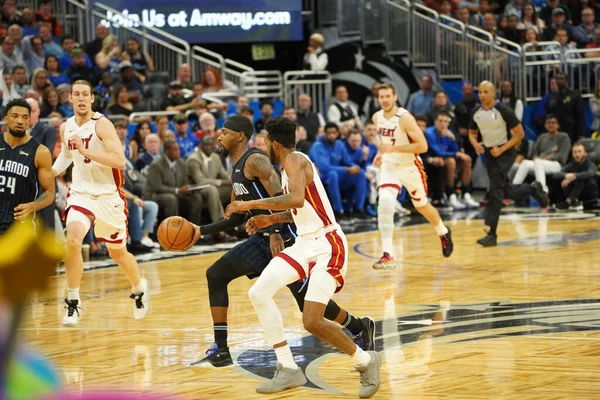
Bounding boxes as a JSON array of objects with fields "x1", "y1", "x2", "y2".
[{"x1": 92, "y1": 0, "x2": 303, "y2": 43}]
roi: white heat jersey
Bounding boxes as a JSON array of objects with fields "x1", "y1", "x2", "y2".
[
  {"x1": 375, "y1": 108, "x2": 417, "y2": 164},
  {"x1": 64, "y1": 112, "x2": 124, "y2": 196},
  {"x1": 281, "y1": 152, "x2": 337, "y2": 236}
]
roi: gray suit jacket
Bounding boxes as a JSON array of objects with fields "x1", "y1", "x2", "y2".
[
  {"x1": 144, "y1": 155, "x2": 188, "y2": 197},
  {"x1": 186, "y1": 151, "x2": 229, "y2": 186}
]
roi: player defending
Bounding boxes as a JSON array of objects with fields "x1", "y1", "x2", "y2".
[
  {"x1": 51, "y1": 80, "x2": 149, "y2": 326},
  {"x1": 0, "y1": 99, "x2": 55, "y2": 234},
  {"x1": 371, "y1": 83, "x2": 453, "y2": 269},
  {"x1": 188, "y1": 116, "x2": 374, "y2": 369},
  {"x1": 226, "y1": 117, "x2": 382, "y2": 398}
]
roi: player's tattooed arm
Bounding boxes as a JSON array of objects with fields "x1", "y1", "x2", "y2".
[
  {"x1": 245, "y1": 153, "x2": 282, "y2": 197},
  {"x1": 14, "y1": 146, "x2": 55, "y2": 220},
  {"x1": 225, "y1": 154, "x2": 306, "y2": 216},
  {"x1": 245, "y1": 211, "x2": 294, "y2": 235}
]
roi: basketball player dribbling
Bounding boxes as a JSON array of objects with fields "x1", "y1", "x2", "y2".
[
  {"x1": 51, "y1": 80, "x2": 149, "y2": 326},
  {"x1": 0, "y1": 99, "x2": 55, "y2": 235},
  {"x1": 371, "y1": 83, "x2": 453, "y2": 269},
  {"x1": 226, "y1": 117, "x2": 382, "y2": 398},
  {"x1": 187, "y1": 116, "x2": 374, "y2": 369}
]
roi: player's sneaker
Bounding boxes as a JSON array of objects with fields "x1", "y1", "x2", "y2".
[
  {"x1": 190, "y1": 343, "x2": 233, "y2": 370},
  {"x1": 440, "y1": 227, "x2": 453, "y2": 257},
  {"x1": 131, "y1": 279, "x2": 150, "y2": 320},
  {"x1": 372, "y1": 252, "x2": 395, "y2": 269},
  {"x1": 462, "y1": 193, "x2": 479, "y2": 209},
  {"x1": 476, "y1": 234, "x2": 497, "y2": 247},
  {"x1": 352, "y1": 316, "x2": 376, "y2": 351},
  {"x1": 256, "y1": 363, "x2": 307, "y2": 394},
  {"x1": 532, "y1": 182, "x2": 549, "y2": 209},
  {"x1": 356, "y1": 351, "x2": 383, "y2": 398},
  {"x1": 569, "y1": 200, "x2": 584, "y2": 211},
  {"x1": 62, "y1": 299, "x2": 82, "y2": 326}
]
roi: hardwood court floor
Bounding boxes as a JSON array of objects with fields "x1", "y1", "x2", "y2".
[{"x1": 19, "y1": 211, "x2": 600, "y2": 399}]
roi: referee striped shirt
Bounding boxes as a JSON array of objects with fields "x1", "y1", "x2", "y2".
[{"x1": 469, "y1": 102, "x2": 521, "y2": 147}]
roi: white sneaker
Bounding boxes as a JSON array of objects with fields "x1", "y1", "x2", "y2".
[
  {"x1": 449, "y1": 194, "x2": 466, "y2": 210},
  {"x1": 395, "y1": 201, "x2": 411, "y2": 216},
  {"x1": 141, "y1": 237, "x2": 160, "y2": 248},
  {"x1": 131, "y1": 279, "x2": 150, "y2": 320},
  {"x1": 462, "y1": 193, "x2": 479, "y2": 209},
  {"x1": 62, "y1": 299, "x2": 82, "y2": 326}
]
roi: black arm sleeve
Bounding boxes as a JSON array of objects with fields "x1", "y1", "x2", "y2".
[
  {"x1": 201, "y1": 213, "x2": 246, "y2": 236},
  {"x1": 496, "y1": 103, "x2": 521, "y2": 130}
]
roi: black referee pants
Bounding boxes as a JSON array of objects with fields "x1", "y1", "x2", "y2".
[{"x1": 484, "y1": 148, "x2": 516, "y2": 236}]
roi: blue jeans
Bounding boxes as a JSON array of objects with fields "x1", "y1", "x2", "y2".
[
  {"x1": 127, "y1": 200, "x2": 159, "y2": 242},
  {"x1": 322, "y1": 169, "x2": 367, "y2": 213}
]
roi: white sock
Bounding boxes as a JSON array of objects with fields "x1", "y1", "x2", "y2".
[
  {"x1": 67, "y1": 288, "x2": 80, "y2": 301},
  {"x1": 382, "y1": 237, "x2": 394, "y2": 257},
  {"x1": 274, "y1": 345, "x2": 298, "y2": 370},
  {"x1": 351, "y1": 345, "x2": 371, "y2": 368},
  {"x1": 435, "y1": 221, "x2": 448, "y2": 236},
  {"x1": 132, "y1": 281, "x2": 144, "y2": 294}
]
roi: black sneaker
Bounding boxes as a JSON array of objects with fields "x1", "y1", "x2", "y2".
[
  {"x1": 440, "y1": 227, "x2": 453, "y2": 257},
  {"x1": 352, "y1": 316, "x2": 375, "y2": 351},
  {"x1": 569, "y1": 200, "x2": 584, "y2": 211},
  {"x1": 532, "y1": 182, "x2": 549, "y2": 209},
  {"x1": 190, "y1": 343, "x2": 233, "y2": 371},
  {"x1": 554, "y1": 200, "x2": 570, "y2": 210},
  {"x1": 476, "y1": 234, "x2": 497, "y2": 247},
  {"x1": 352, "y1": 211, "x2": 373, "y2": 220}
]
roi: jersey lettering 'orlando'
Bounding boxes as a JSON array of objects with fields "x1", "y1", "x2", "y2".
[{"x1": 0, "y1": 159, "x2": 30, "y2": 178}]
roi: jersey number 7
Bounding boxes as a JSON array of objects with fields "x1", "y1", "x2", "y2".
[{"x1": 0, "y1": 175, "x2": 16, "y2": 194}]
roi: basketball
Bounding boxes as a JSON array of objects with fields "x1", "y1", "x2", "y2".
[{"x1": 157, "y1": 216, "x2": 195, "y2": 252}]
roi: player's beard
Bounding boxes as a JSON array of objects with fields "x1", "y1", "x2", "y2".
[
  {"x1": 217, "y1": 144, "x2": 229, "y2": 159},
  {"x1": 8, "y1": 127, "x2": 26, "y2": 138},
  {"x1": 268, "y1": 146, "x2": 277, "y2": 164}
]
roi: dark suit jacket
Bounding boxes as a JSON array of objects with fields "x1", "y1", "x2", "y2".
[
  {"x1": 135, "y1": 151, "x2": 159, "y2": 173},
  {"x1": 30, "y1": 122, "x2": 56, "y2": 154},
  {"x1": 144, "y1": 155, "x2": 188, "y2": 198}
]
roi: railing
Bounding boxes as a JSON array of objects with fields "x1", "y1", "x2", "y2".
[
  {"x1": 89, "y1": 2, "x2": 190, "y2": 79},
  {"x1": 339, "y1": 0, "x2": 361, "y2": 36},
  {"x1": 495, "y1": 36, "x2": 524, "y2": 101},
  {"x1": 463, "y1": 25, "x2": 497, "y2": 89},
  {"x1": 128, "y1": 111, "x2": 179, "y2": 123},
  {"x1": 522, "y1": 42, "x2": 562, "y2": 102},
  {"x1": 411, "y1": 3, "x2": 440, "y2": 69},
  {"x1": 223, "y1": 59, "x2": 255, "y2": 94},
  {"x1": 563, "y1": 48, "x2": 600, "y2": 98},
  {"x1": 385, "y1": 0, "x2": 411, "y2": 56},
  {"x1": 283, "y1": 71, "x2": 332, "y2": 119},
  {"x1": 191, "y1": 46, "x2": 225, "y2": 83},
  {"x1": 318, "y1": 0, "x2": 339, "y2": 26},
  {"x1": 360, "y1": 0, "x2": 385, "y2": 44},
  {"x1": 241, "y1": 71, "x2": 284, "y2": 101},
  {"x1": 438, "y1": 15, "x2": 467, "y2": 79}
]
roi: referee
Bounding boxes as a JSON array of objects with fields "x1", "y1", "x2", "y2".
[{"x1": 468, "y1": 81, "x2": 548, "y2": 247}]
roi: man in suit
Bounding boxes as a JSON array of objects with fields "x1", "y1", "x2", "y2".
[
  {"x1": 187, "y1": 135, "x2": 236, "y2": 242},
  {"x1": 135, "y1": 133, "x2": 161, "y2": 175},
  {"x1": 144, "y1": 139, "x2": 203, "y2": 225},
  {"x1": 26, "y1": 98, "x2": 56, "y2": 230}
]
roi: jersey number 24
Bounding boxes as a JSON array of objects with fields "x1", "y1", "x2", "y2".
[{"x1": 0, "y1": 175, "x2": 16, "y2": 194}]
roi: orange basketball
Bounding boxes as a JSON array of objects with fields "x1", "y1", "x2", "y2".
[{"x1": 157, "y1": 216, "x2": 195, "y2": 252}]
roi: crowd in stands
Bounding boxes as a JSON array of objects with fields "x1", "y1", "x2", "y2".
[{"x1": 2, "y1": 0, "x2": 599, "y2": 259}]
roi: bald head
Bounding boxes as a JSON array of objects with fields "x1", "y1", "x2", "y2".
[
  {"x1": 478, "y1": 80, "x2": 495, "y2": 92},
  {"x1": 478, "y1": 80, "x2": 496, "y2": 106},
  {"x1": 25, "y1": 97, "x2": 40, "y2": 127}
]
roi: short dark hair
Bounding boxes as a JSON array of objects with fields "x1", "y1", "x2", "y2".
[
  {"x1": 545, "y1": 113, "x2": 559, "y2": 123},
  {"x1": 260, "y1": 100, "x2": 273, "y2": 109},
  {"x1": 12, "y1": 65, "x2": 25, "y2": 74},
  {"x1": 240, "y1": 106, "x2": 254, "y2": 116},
  {"x1": 414, "y1": 114, "x2": 428, "y2": 124},
  {"x1": 284, "y1": 105, "x2": 295, "y2": 111},
  {"x1": 324, "y1": 122, "x2": 339, "y2": 132},
  {"x1": 71, "y1": 80, "x2": 94, "y2": 93},
  {"x1": 435, "y1": 111, "x2": 450, "y2": 119},
  {"x1": 164, "y1": 139, "x2": 177, "y2": 151},
  {"x1": 265, "y1": 117, "x2": 296, "y2": 149},
  {"x1": 61, "y1": 34, "x2": 74, "y2": 45},
  {"x1": 573, "y1": 141, "x2": 587, "y2": 150},
  {"x1": 114, "y1": 120, "x2": 128, "y2": 129},
  {"x1": 348, "y1": 128, "x2": 361, "y2": 137},
  {"x1": 6, "y1": 98, "x2": 32, "y2": 115}
]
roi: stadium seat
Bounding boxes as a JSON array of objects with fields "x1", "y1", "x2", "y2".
[{"x1": 146, "y1": 71, "x2": 171, "y2": 85}]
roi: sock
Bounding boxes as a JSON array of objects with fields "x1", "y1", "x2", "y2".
[
  {"x1": 382, "y1": 237, "x2": 394, "y2": 257},
  {"x1": 435, "y1": 221, "x2": 448, "y2": 236},
  {"x1": 351, "y1": 345, "x2": 371, "y2": 368},
  {"x1": 67, "y1": 288, "x2": 80, "y2": 301},
  {"x1": 445, "y1": 186, "x2": 455, "y2": 198},
  {"x1": 214, "y1": 322, "x2": 228, "y2": 349},
  {"x1": 462, "y1": 184, "x2": 471, "y2": 196},
  {"x1": 274, "y1": 345, "x2": 298, "y2": 369},
  {"x1": 342, "y1": 313, "x2": 363, "y2": 336},
  {"x1": 132, "y1": 282, "x2": 143, "y2": 294}
]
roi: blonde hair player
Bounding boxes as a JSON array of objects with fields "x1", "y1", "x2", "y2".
[
  {"x1": 371, "y1": 83, "x2": 454, "y2": 269},
  {"x1": 52, "y1": 80, "x2": 149, "y2": 326}
]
